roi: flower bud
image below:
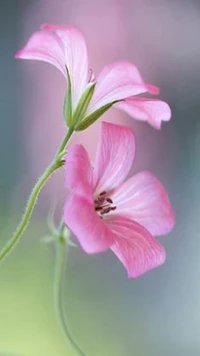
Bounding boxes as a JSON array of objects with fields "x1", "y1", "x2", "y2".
[{"x1": 66, "y1": 82, "x2": 95, "y2": 129}]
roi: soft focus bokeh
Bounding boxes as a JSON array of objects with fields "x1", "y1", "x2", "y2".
[{"x1": 1, "y1": 0, "x2": 200, "y2": 355}]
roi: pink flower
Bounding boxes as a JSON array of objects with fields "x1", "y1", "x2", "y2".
[
  {"x1": 15, "y1": 23, "x2": 171, "y2": 130},
  {"x1": 64, "y1": 122, "x2": 175, "y2": 277}
]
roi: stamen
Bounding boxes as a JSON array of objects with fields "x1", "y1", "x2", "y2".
[
  {"x1": 94, "y1": 191, "x2": 117, "y2": 217},
  {"x1": 88, "y1": 67, "x2": 95, "y2": 82},
  {"x1": 98, "y1": 196, "x2": 106, "y2": 204},
  {"x1": 106, "y1": 198, "x2": 113, "y2": 204},
  {"x1": 100, "y1": 207, "x2": 111, "y2": 215}
]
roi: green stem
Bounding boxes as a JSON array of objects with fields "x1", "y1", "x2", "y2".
[
  {"x1": 0, "y1": 128, "x2": 74, "y2": 263},
  {"x1": 56, "y1": 127, "x2": 74, "y2": 156},
  {"x1": 54, "y1": 231, "x2": 87, "y2": 356}
]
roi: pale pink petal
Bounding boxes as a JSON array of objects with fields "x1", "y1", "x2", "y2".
[
  {"x1": 64, "y1": 195, "x2": 115, "y2": 253},
  {"x1": 15, "y1": 30, "x2": 67, "y2": 77},
  {"x1": 110, "y1": 171, "x2": 175, "y2": 235},
  {"x1": 115, "y1": 98, "x2": 171, "y2": 129},
  {"x1": 106, "y1": 216, "x2": 166, "y2": 278},
  {"x1": 93, "y1": 122, "x2": 136, "y2": 194},
  {"x1": 65, "y1": 144, "x2": 93, "y2": 201},
  {"x1": 87, "y1": 62, "x2": 147, "y2": 114},
  {"x1": 15, "y1": 24, "x2": 89, "y2": 108},
  {"x1": 41, "y1": 24, "x2": 89, "y2": 108}
]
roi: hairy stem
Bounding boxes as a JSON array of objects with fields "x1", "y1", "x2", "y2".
[
  {"x1": 54, "y1": 230, "x2": 87, "y2": 356},
  {"x1": 0, "y1": 127, "x2": 74, "y2": 263}
]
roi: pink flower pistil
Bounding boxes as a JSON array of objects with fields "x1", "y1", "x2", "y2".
[
  {"x1": 64, "y1": 122, "x2": 175, "y2": 277},
  {"x1": 15, "y1": 23, "x2": 171, "y2": 130}
]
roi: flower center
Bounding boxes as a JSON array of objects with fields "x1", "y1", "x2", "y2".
[{"x1": 94, "y1": 191, "x2": 116, "y2": 216}]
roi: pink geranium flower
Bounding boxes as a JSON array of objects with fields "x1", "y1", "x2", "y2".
[
  {"x1": 15, "y1": 23, "x2": 171, "y2": 130},
  {"x1": 64, "y1": 122, "x2": 175, "y2": 277}
]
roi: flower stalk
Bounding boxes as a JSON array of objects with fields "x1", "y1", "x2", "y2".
[
  {"x1": 54, "y1": 224, "x2": 87, "y2": 356},
  {"x1": 0, "y1": 127, "x2": 74, "y2": 263}
]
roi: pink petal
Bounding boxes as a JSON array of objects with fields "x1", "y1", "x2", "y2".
[
  {"x1": 65, "y1": 144, "x2": 93, "y2": 201},
  {"x1": 110, "y1": 171, "x2": 175, "y2": 235},
  {"x1": 16, "y1": 24, "x2": 89, "y2": 108},
  {"x1": 42, "y1": 24, "x2": 89, "y2": 108},
  {"x1": 146, "y1": 84, "x2": 160, "y2": 95},
  {"x1": 115, "y1": 98, "x2": 171, "y2": 129},
  {"x1": 93, "y1": 122, "x2": 136, "y2": 194},
  {"x1": 106, "y1": 216, "x2": 166, "y2": 278},
  {"x1": 64, "y1": 195, "x2": 115, "y2": 253},
  {"x1": 87, "y1": 61, "x2": 147, "y2": 114},
  {"x1": 15, "y1": 30, "x2": 67, "y2": 77}
]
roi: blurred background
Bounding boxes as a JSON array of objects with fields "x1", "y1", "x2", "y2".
[{"x1": 0, "y1": 0, "x2": 200, "y2": 355}]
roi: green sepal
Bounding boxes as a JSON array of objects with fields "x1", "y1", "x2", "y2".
[
  {"x1": 76, "y1": 102, "x2": 115, "y2": 131},
  {"x1": 63, "y1": 66, "x2": 72, "y2": 126},
  {"x1": 72, "y1": 82, "x2": 95, "y2": 129}
]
